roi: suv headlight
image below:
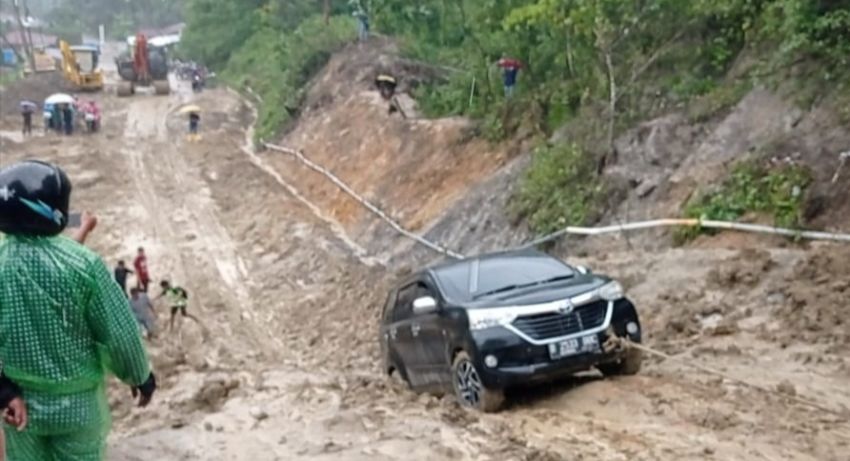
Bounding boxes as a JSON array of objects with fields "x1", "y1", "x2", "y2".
[
  {"x1": 467, "y1": 308, "x2": 518, "y2": 331},
  {"x1": 598, "y1": 281, "x2": 624, "y2": 301}
]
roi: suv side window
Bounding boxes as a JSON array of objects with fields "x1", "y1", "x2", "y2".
[
  {"x1": 413, "y1": 282, "x2": 435, "y2": 304},
  {"x1": 393, "y1": 283, "x2": 417, "y2": 322}
]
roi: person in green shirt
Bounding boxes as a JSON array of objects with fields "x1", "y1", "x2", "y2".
[
  {"x1": 157, "y1": 280, "x2": 201, "y2": 332},
  {"x1": 0, "y1": 160, "x2": 156, "y2": 461}
]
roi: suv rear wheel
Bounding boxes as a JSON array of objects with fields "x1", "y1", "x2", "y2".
[
  {"x1": 598, "y1": 348, "x2": 643, "y2": 376},
  {"x1": 451, "y1": 351, "x2": 504, "y2": 412}
]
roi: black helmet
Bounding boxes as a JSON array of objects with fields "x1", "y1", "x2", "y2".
[{"x1": 0, "y1": 160, "x2": 72, "y2": 236}]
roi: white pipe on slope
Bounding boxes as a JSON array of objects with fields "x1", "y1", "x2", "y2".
[
  {"x1": 262, "y1": 141, "x2": 467, "y2": 260},
  {"x1": 261, "y1": 141, "x2": 850, "y2": 258}
]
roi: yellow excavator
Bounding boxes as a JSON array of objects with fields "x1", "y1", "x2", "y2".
[{"x1": 59, "y1": 40, "x2": 103, "y2": 91}]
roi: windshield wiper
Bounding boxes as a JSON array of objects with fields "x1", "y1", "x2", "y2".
[{"x1": 473, "y1": 274, "x2": 574, "y2": 299}]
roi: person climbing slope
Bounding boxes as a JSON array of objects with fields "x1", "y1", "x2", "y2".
[
  {"x1": 134, "y1": 246, "x2": 151, "y2": 292},
  {"x1": 0, "y1": 160, "x2": 156, "y2": 461},
  {"x1": 157, "y1": 279, "x2": 202, "y2": 332},
  {"x1": 114, "y1": 259, "x2": 134, "y2": 295}
]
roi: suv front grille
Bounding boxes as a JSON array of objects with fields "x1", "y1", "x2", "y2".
[{"x1": 511, "y1": 300, "x2": 608, "y2": 341}]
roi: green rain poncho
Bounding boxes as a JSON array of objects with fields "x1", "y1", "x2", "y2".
[{"x1": 0, "y1": 235, "x2": 150, "y2": 453}]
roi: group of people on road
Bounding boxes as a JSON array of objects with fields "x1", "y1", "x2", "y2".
[{"x1": 20, "y1": 96, "x2": 101, "y2": 138}]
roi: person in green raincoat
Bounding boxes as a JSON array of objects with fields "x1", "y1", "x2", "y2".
[{"x1": 0, "y1": 160, "x2": 156, "y2": 461}]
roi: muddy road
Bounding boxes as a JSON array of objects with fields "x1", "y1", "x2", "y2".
[{"x1": 1, "y1": 74, "x2": 848, "y2": 460}]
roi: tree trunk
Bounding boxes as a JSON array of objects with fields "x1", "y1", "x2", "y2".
[
  {"x1": 323, "y1": 0, "x2": 330, "y2": 25},
  {"x1": 598, "y1": 49, "x2": 617, "y2": 174},
  {"x1": 24, "y1": 0, "x2": 36, "y2": 50}
]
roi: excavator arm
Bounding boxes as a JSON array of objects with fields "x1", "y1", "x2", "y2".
[
  {"x1": 59, "y1": 40, "x2": 103, "y2": 91},
  {"x1": 133, "y1": 33, "x2": 151, "y2": 84},
  {"x1": 59, "y1": 40, "x2": 81, "y2": 84}
]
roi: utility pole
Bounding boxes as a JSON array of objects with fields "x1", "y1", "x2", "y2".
[
  {"x1": 11, "y1": 0, "x2": 35, "y2": 69},
  {"x1": 23, "y1": 0, "x2": 35, "y2": 53}
]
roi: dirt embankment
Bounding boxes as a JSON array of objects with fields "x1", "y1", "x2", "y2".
[{"x1": 259, "y1": 39, "x2": 527, "y2": 264}]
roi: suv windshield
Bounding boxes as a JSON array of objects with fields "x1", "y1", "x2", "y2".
[{"x1": 434, "y1": 254, "x2": 574, "y2": 302}]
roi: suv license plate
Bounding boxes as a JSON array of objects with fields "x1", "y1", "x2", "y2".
[{"x1": 549, "y1": 334, "x2": 600, "y2": 359}]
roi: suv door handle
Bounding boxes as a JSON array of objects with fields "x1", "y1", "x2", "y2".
[{"x1": 411, "y1": 323, "x2": 421, "y2": 337}]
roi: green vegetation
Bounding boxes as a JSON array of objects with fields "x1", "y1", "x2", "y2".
[
  {"x1": 181, "y1": 0, "x2": 355, "y2": 141},
  {"x1": 679, "y1": 161, "x2": 811, "y2": 241},
  {"x1": 512, "y1": 143, "x2": 604, "y2": 235}
]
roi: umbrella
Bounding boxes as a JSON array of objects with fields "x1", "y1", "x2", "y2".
[
  {"x1": 376, "y1": 74, "x2": 396, "y2": 85},
  {"x1": 497, "y1": 58, "x2": 523, "y2": 69},
  {"x1": 20, "y1": 100, "x2": 38, "y2": 109},
  {"x1": 45, "y1": 93, "x2": 75, "y2": 105},
  {"x1": 178, "y1": 104, "x2": 202, "y2": 114}
]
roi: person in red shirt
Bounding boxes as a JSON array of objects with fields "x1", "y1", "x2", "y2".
[{"x1": 133, "y1": 247, "x2": 151, "y2": 292}]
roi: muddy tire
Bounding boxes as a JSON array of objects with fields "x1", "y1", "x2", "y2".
[
  {"x1": 451, "y1": 351, "x2": 504, "y2": 412},
  {"x1": 117, "y1": 81, "x2": 135, "y2": 97},
  {"x1": 598, "y1": 348, "x2": 643, "y2": 376},
  {"x1": 153, "y1": 80, "x2": 171, "y2": 95},
  {"x1": 386, "y1": 358, "x2": 410, "y2": 388}
]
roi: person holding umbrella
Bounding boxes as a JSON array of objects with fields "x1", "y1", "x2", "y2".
[
  {"x1": 19, "y1": 101, "x2": 37, "y2": 137},
  {"x1": 44, "y1": 93, "x2": 76, "y2": 135},
  {"x1": 179, "y1": 105, "x2": 202, "y2": 142}
]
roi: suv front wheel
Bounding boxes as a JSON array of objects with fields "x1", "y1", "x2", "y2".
[
  {"x1": 451, "y1": 351, "x2": 504, "y2": 412},
  {"x1": 598, "y1": 348, "x2": 643, "y2": 376}
]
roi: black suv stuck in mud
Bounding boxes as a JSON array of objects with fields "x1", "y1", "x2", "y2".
[{"x1": 380, "y1": 250, "x2": 643, "y2": 412}]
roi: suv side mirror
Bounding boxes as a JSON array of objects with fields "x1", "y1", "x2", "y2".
[
  {"x1": 576, "y1": 265, "x2": 591, "y2": 275},
  {"x1": 412, "y1": 296, "x2": 438, "y2": 315}
]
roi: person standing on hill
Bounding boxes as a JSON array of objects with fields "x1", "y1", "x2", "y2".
[
  {"x1": 497, "y1": 56, "x2": 523, "y2": 98},
  {"x1": 352, "y1": 4, "x2": 369, "y2": 42},
  {"x1": 130, "y1": 287, "x2": 158, "y2": 339},
  {"x1": 134, "y1": 247, "x2": 151, "y2": 292},
  {"x1": 0, "y1": 160, "x2": 155, "y2": 461}
]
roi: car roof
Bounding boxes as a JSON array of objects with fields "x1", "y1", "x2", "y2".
[{"x1": 70, "y1": 45, "x2": 99, "y2": 52}]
